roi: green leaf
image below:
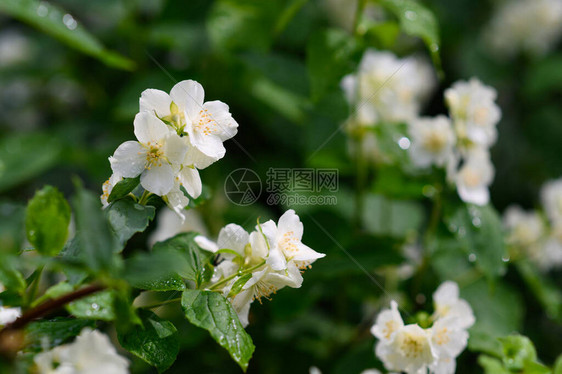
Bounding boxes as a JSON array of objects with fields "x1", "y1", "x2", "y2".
[
  {"x1": 123, "y1": 250, "x2": 188, "y2": 292},
  {"x1": 118, "y1": 309, "x2": 179, "y2": 373},
  {"x1": 181, "y1": 290, "x2": 255, "y2": 371},
  {"x1": 516, "y1": 261, "x2": 562, "y2": 321},
  {"x1": 463, "y1": 280, "x2": 523, "y2": 356},
  {"x1": 478, "y1": 355, "x2": 510, "y2": 374},
  {"x1": 499, "y1": 335, "x2": 537, "y2": 371},
  {"x1": 0, "y1": 133, "x2": 60, "y2": 193},
  {"x1": 31, "y1": 282, "x2": 73, "y2": 307},
  {"x1": 25, "y1": 317, "x2": 95, "y2": 353},
  {"x1": 0, "y1": 0, "x2": 134, "y2": 70},
  {"x1": 554, "y1": 354, "x2": 562, "y2": 374},
  {"x1": 152, "y1": 233, "x2": 214, "y2": 288},
  {"x1": 25, "y1": 186, "x2": 71, "y2": 256},
  {"x1": 362, "y1": 194, "x2": 424, "y2": 238},
  {"x1": 71, "y1": 183, "x2": 117, "y2": 272},
  {"x1": 107, "y1": 177, "x2": 140, "y2": 203},
  {"x1": 228, "y1": 274, "x2": 252, "y2": 298},
  {"x1": 380, "y1": 0, "x2": 441, "y2": 70},
  {"x1": 444, "y1": 204, "x2": 507, "y2": 280},
  {"x1": 105, "y1": 199, "x2": 155, "y2": 248},
  {"x1": 306, "y1": 28, "x2": 358, "y2": 102},
  {"x1": 363, "y1": 21, "x2": 401, "y2": 50},
  {"x1": 0, "y1": 258, "x2": 26, "y2": 295},
  {"x1": 0, "y1": 202, "x2": 25, "y2": 254},
  {"x1": 66, "y1": 290, "x2": 116, "y2": 321}
]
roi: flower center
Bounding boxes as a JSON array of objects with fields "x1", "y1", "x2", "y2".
[
  {"x1": 194, "y1": 109, "x2": 217, "y2": 136},
  {"x1": 461, "y1": 167, "x2": 482, "y2": 187},
  {"x1": 399, "y1": 334, "x2": 426, "y2": 358},
  {"x1": 161, "y1": 102, "x2": 186, "y2": 135},
  {"x1": 434, "y1": 326, "x2": 450, "y2": 346},
  {"x1": 143, "y1": 141, "x2": 164, "y2": 169},
  {"x1": 423, "y1": 131, "x2": 447, "y2": 152}
]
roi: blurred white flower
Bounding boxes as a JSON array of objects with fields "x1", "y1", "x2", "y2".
[
  {"x1": 454, "y1": 150, "x2": 494, "y2": 206},
  {"x1": 408, "y1": 116, "x2": 456, "y2": 168},
  {"x1": 537, "y1": 224, "x2": 562, "y2": 271},
  {"x1": 445, "y1": 78, "x2": 501, "y2": 149},
  {"x1": 540, "y1": 178, "x2": 562, "y2": 225},
  {"x1": 109, "y1": 112, "x2": 189, "y2": 196},
  {"x1": 140, "y1": 80, "x2": 238, "y2": 168},
  {"x1": 503, "y1": 206, "x2": 545, "y2": 247},
  {"x1": 149, "y1": 208, "x2": 208, "y2": 247},
  {"x1": 377, "y1": 323, "x2": 436, "y2": 374},
  {"x1": 432, "y1": 281, "x2": 475, "y2": 330},
  {"x1": 0, "y1": 306, "x2": 21, "y2": 326},
  {"x1": 428, "y1": 316, "x2": 469, "y2": 374},
  {"x1": 371, "y1": 300, "x2": 404, "y2": 343},
  {"x1": 342, "y1": 50, "x2": 435, "y2": 126},
  {"x1": 34, "y1": 328, "x2": 129, "y2": 374},
  {"x1": 0, "y1": 30, "x2": 31, "y2": 68},
  {"x1": 485, "y1": 0, "x2": 562, "y2": 58}
]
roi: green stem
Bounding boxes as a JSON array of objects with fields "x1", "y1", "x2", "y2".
[
  {"x1": 354, "y1": 135, "x2": 368, "y2": 230},
  {"x1": 353, "y1": 0, "x2": 367, "y2": 36},
  {"x1": 209, "y1": 260, "x2": 266, "y2": 291},
  {"x1": 138, "y1": 190, "x2": 152, "y2": 205},
  {"x1": 141, "y1": 297, "x2": 181, "y2": 310}
]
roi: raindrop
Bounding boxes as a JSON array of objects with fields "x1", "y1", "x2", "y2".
[
  {"x1": 422, "y1": 185, "x2": 436, "y2": 198},
  {"x1": 37, "y1": 2, "x2": 48, "y2": 17},
  {"x1": 502, "y1": 255, "x2": 510, "y2": 262},
  {"x1": 430, "y1": 43, "x2": 439, "y2": 52},
  {"x1": 458, "y1": 227, "x2": 466, "y2": 237},
  {"x1": 63, "y1": 14, "x2": 77, "y2": 30},
  {"x1": 91, "y1": 303, "x2": 99, "y2": 310},
  {"x1": 448, "y1": 224, "x2": 457, "y2": 233},
  {"x1": 405, "y1": 10, "x2": 417, "y2": 20},
  {"x1": 398, "y1": 137, "x2": 410, "y2": 150},
  {"x1": 468, "y1": 253, "x2": 476, "y2": 262},
  {"x1": 472, "y1": 217, "x2": 481, "y2": 227}
]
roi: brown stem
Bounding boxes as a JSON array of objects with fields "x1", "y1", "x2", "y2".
[{"x1": 1, "y1": 283, "x2": 105, "y2": 332}]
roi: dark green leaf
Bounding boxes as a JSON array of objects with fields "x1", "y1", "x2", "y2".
[
  {"x1": 380, "y1": 0, "x2": 441, "y2": 69},
  {"x1": 554, "y1": 354, "x2": 562, "y2": 374},
  {"x1": 0, "y1": 0, "x2": 134, "y2": 70},
  {"x1": 105, "y1": 199, "x2": 155, "y2": 249},
  {"x1": 25, "y1": 317, "x2": 95, "y2": 353},
  {"x1": 444, "y1": 204, "x2": 507, "y2": 280},
  {"x1": 362, "y1": 194, "x2": 424, "y2": 238},
  {"x1": 118, "y1": 309, "x2": 179, "y2": 373},
  {"x1": 0, "y1": 133, "x2": 60, "y2": 193},
  {"x1": 478, "y1": 355, "x2": 510, "y2": 374},
  {"x1": 306, "y1": 29, "x2": 358, "y2": 102},
  {"x1": 66, "y1": 290, "x2": 116, "y2": 321},
  {"x1": 124, "y1": 251, "x2": 187, "y2": 292},
  {"x1": 71, "y1": 184, "x2": 117, "y2": 272},
  {"x1": 516, "y1": 261, "x2": 562, "y2": 321},
  {"x1": 32, "y1": 282, "x2": 73, "y2": 307},
  {"x1": 25, "y1": 186, "x2": 70, "y2": 256},
  {"x1": 0, "y1": 258, "x2": 26, "y2": 295},
  {"x1": 153, "y1": 233, "x2": 214, "y2": 288},
  {"x1": 107, "y1": 177, "x2": 140, "y2": 203},
  {"x1": 181, "y1": 290, "x2": 255, "y2": 371},
  {"x1": 0, "y1": 202, "x2": 25, "y2": 255}
]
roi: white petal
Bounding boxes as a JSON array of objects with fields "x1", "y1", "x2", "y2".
[
  {"x1": 203, "y1": 100, "x2": 239, "y2": 141},
  {"x1": 434, "y1": 281, "x2": 459, "y2": 305},
  {"x1": 134, "y1": 112, "x2": 170, "y2": 144},
  {"x1": 163, "y1": 133, "x2": 188, "y2": 165},
  {"x1": 217, "y1": 224, "x2": 249, "y2": 255},
  {"x1": 179, "y1": 167, "x2": 202, "y2": 198},
  {"x1": 194, "y1": 235, "x2": 219, "y2": 253},
  {"x1": 140, "y1": 163, "x2": 174, "y2": 195},
  {"x1": 458, "y1": 184, "x2": 489, "y2": 206},
  {"x1": 139, "y1": 89, "x2": 172, "y2": 118},
  {"x1": 110, "y1": 141, "x2": 146, "y2": 178},
  {"x1": 277, "y1": 209, "x2": 304, "y2": 240},
  {"x1": 170, "y1": 80, "x2": 204, "y2": 117},
  {"x1": 267, "y1": 247, "x2": 287, "y2": 271},
  {"x1": 184, "y1": 144, "x2": 220, "y2": 169},
  {"x1": 189, "y1": 131, "x2": 226, "y2": 159},
  {"x1": 292, "y1": 242, "x2": 325, "y2": 262}
]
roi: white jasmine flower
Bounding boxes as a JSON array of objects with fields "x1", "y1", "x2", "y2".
[
  {"x1": 454, "y1": 150, "x2": 494, "y2": 206},
  {"x1": 445, "y1": 78, "x2": 501, "y2": 148},
  {"x1": 537, "y1": 224, "x2": 562, "y2": 271},
  {"x1": 429, "y1": 316, "x2": 469, "y2": 372},
  {"x1": 148, "y1": 208, "x2": 208, "y2": 247},
  {"x1": 377, "y1": 324, "x2": 436, "y2": 374},
  {"x1": 229, "y1": 262, "x2": 303, "y2": 327},
  {"x1": 432, "y1": 281, "x2": 475, "y2": 330},
  {"x1": 34, "y1": 328, "x2": 129, "y2": 374},
  {"x1": 371, "y1": 300, "x2": 404, "y2": 343},
  {"x1": 485, "y1": 0, "x2": 562, "y2": 58},
  {"x1": 140, "y1": 80, "x2": 238, "y2": 168},
  {"x1": 503, "y1": 206, "x2": 546, "y2": 247},
  {"x1": 408, "y1": 116, "x2": 456, "y2": 168},
  {"x1": 255, "y1": 210, "x2": 325, "y2": 271},
  {"x1": 0, "y1": 306, "x2": 21, "y2": 325},
  {"x1": 109, "y1": 112, "x2": 188, "y2": 196},
  {"x1": 342, "y1": 50, "x2": 435, "y2": 126},
  {"x1": 540, "y1": 178, "x2": 562, "y2": 225},
  {"x1": 100, "y1": 173, "x2": 123, "y2": 207}
]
